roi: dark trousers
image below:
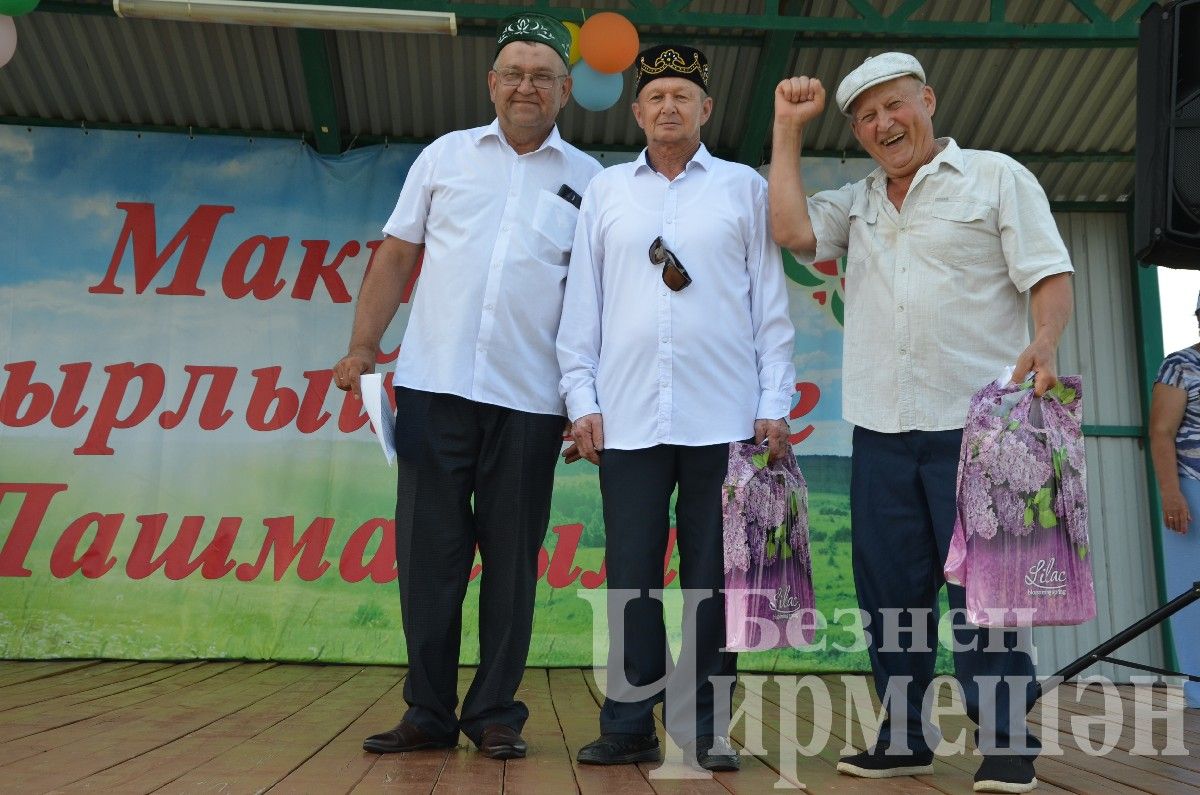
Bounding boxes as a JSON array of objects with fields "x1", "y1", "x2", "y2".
[
  {"x1": 597, "y1": 443, "x2": 738, "y2": 745},
  {"x1": 851, "y1": 426, "x2": 1039, "y2": 758},
  {"x1": 392, "y1": 386, "x2": 563, "y2": 744}
]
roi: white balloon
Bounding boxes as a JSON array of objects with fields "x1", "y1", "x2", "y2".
[{"x1": 0, "y1": 16, "x2": 16, "y2": 69}]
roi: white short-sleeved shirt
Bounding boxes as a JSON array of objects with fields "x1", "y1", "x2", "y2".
[
  {"x1": 557, "y1": 145, "x2": 796, "y2": 449},
  {"x1": 799, "y1": 138, "x2": 1073, "y2": 433},
  {"x1": 383, "y1": 120, "x2": 602, "y2": 416}
]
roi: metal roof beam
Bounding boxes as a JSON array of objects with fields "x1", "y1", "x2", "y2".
[
  {"x1": 401, "y1": 0, "x2": 1152, "y2": 41},
  {"x1": 296, "y1": 28, "x2": 342, "y2": 154},
  {"x1": 38, "y1": 1, "x2": 1157, "y2": 44},
  {"x1": 735, "y1": 29, "x2": 794, "y2": 168}
]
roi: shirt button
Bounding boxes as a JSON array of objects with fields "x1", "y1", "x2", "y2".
[
  {"x1": 899, "y1": 267, "x2": 906, "y2": 273},
  {"x1": 484, "y1": 304, "x2": 494, "y2": 311},
  {"x1": 898, "y1": 305, "x2": 905, "y2": 312},
  {"x1": 501, "y1": 225, "x2": 510, "y2": 233}
]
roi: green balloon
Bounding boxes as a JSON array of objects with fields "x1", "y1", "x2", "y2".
[{"x1": 0, "y1": 0, "x2": 40, "y2": 16}]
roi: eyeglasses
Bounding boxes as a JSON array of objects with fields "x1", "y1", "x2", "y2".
[
  {"x1": 494, "y1": 69, "x2": 566, "y2": 90},
  {"x1": 649, "y1": 236, "x2": 692, "y2": 292}
]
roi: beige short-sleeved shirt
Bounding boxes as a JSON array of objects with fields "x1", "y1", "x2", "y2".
[{"x1": 799, "y1": 138, "x2": 1073, "y2": 433}]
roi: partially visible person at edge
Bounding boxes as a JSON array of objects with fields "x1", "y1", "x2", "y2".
[
  {"x1": 331, "y1": 12, "x2": 601, "y2": 760},
  {"x1": 768, "y1": 52, "x2": 1074, "y2": 793},
  {"x1": 557, "y1": 44, "x2": 796, "y2": 773},
  {"x1": 1148, "y1": 292, "x2": 1200, "y2": 711}
]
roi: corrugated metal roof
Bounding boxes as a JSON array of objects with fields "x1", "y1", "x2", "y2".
[{"x1": 0, "y1": 1, "x2": 1139, "y2": 201}]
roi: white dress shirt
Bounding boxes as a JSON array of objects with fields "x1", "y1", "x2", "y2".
[
  {"x1": 383, "y1": 120, "x2": 601, "y2": 416},
  {"x1": 800, "y1": 138, "x2": 1073, "y2": 433},
  {"x1": 557, "y1": 145, "x2": 796, "y2": 450}
]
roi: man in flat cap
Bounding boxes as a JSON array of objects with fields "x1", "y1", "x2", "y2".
[
  {"x1": 768, "y1": 53, "x2": 1073, "y2": 792},
  {"x1": 559, "y1": 44, "x2": 796, "y2": 772},
  {"x1": 333, "y1": 12, "x2": 600, "y2": 760}
]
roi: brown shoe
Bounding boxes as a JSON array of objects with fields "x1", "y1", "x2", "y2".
[
  {"x1": 478, "y1": 724, "x2": 528, "y2": 760},
  {"x1": 363, "y1": 721, "x2": 457, "y2": 754}
]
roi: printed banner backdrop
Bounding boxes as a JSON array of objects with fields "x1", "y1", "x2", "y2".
[{"x1": 0, "y1": 125, "x2": 936, "y2": 672}]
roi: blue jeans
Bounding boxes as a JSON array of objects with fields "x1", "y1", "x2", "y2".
[{"x1": 1166, "y1": 477, "x2": 1200, "y2": 708}]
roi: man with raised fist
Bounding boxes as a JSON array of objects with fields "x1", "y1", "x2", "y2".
[{"x1": 768, "y1": 53, "x2": 1074, "y2": 794}]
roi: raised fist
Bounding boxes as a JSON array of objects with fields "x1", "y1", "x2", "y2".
[{"x1": 775, "y1": 76, "x2": 826, "y2": 128}]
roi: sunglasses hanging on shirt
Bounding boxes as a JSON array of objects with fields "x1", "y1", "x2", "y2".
[{"x1": 649, "y1": 236, "x2": 692, "y2": 292}]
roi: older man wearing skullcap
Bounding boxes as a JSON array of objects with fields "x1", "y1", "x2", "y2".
[
  {"x1": 768, "y1": 53, "x2": 1074, "y2": 792},
  {"x1": 333, "y1": 12, "x2": 600, "y2": 760},
  {"x1": 559, "y1": 44, "x2": 795, "y2": 772}
]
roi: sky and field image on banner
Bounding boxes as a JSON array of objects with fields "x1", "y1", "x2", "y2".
[{"x1": 0, "y1": 125, "x2": 917, "y2": 672}]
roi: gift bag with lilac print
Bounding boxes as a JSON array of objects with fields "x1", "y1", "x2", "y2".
[
  {"x1": 944, "y1": 374, "x2": 1096, "y2": 627},
  {"x1": 722, "y1": 443, "x2": 815, "y2": 651}
]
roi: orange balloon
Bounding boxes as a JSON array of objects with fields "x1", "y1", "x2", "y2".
[{"x1": 579, "y1": 12, "x2": 639, "y2": 75}]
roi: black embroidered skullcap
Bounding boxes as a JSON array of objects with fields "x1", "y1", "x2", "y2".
[{"x1": 634, "y1": 45, "x2": 709, "y2": 95}]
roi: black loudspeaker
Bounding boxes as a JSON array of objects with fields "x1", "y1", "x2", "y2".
[{"x1": 1135, "y1": 0, "x2": 1200, "y2": 268}]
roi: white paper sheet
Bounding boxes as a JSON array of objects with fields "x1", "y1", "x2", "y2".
[{"x1": 360, "y1": 373, "x2": 396, "y2": 465}]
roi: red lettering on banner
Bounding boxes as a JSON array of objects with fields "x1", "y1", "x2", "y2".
[
  {"x1": 51, "y1": 363, "x2": 92, "y2": 428},
  {"x1": 788, "y1": 381, "x2": 822, "y2": 446},
  {"x1": 126, "y1": 514, "x2": 240, "y2": 580},
  {"x1": 663, "y1": 526, "x2": 678, "y2": 587},
  {"x1": 76, "y1": 362, "x2": 166, "y2": 455},
  {"x1": 89, "y1": 203, "x2": 235, "y2": 296},
  {"x1": 339, "y1": 519, "x2": 397, "y2": 584},
  {"x1": 0, "y1": 483, "x2": 69, "y2": 577},
  {"x1": 0, "y1": 362, "x2": 54, "y2": 427},
  {"x1": 291, "y1": 240, "x2": 359, "y2": 302},
  {"x1": 245, "y1": 366, "x2": 299, "y2": 432},
  {"x1": 580, "y1": 560, "x2": 606, "y2": 589},
  {"x1": 376, "y1": 344, "x2": 401, "y2": 365},
  {"x1": 159, "y1": 365, "x2": 237, "y2": 430},
  {"x1": 545, "y1": 523, "x2": 583, "y2": 588},
  {"x1": 337, "y1": 389, "x2": 371, "y2": 433},
  {"x1": 49, "y1": 512, "x2": 123, "y2": 578},
  {"x1": 235, "y1": 516, "x2": 333, "y2": 581},
  {"x1": 296, "y1": 370, "x2": 334, "y2": 433},
  {"x1": 222, "y1": 235, "x2": 289, "y2": 300}
]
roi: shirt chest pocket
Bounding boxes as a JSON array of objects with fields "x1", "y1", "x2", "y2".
[
  {"x1": 846, "y1": 196, "x2": 878, "y2": 267},
  {"x1": 923, "y1": 199, "x2": 998, "y2": 266},
  {"x1": 531, "y1": 189, "x2": 579, "y2": 266}
]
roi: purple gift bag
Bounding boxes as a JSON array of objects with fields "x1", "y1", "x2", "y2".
[
  {"x1": 945, "y1": 375, "x2": 1096, "y2": 627},
  {"x1": 722, "y1": 443, "x2": 815, "y2": 651}
]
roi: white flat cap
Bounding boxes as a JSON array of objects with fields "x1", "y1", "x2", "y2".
[{"x1": 835, "y1": 52, "x2": 926, "y2": 115}]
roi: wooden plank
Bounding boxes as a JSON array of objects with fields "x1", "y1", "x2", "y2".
[
  {"x1": 582, "y1": 669, "x2": 734, "y2": 794},
  {"x1": 548, "y1": 668, "x2": 656, "y2": 795},
  {"x1": 429, "y1": 667, "x2": 503, "y2": 795},
  {"x1": 736, "y1": 673, "x2": 946, "y2": 794},
  {"x1": 154, "y1": 665, "x2": 395, "y2": 794},
  {"x1": 0, "y1": 661, "x2": 233, "y2": 753},
  {"x1": 1064, "y1": 683, "x2": 1200, "y2": 742},
  {"x1": 0, "y1": 663, "x2": 281, "y2": 785},
  {"x1": 0, "y1": 661, "x2": 105, "y2": 689},
  {"x1": 1025, "y1": 693, "x2": 1200, "y2": 793},
  {"x1": 809, "y1": 674, "x2": 1134, "y2": 795},
  {"x1": 268, "y1": 666, "x2": 407, "y2": 794},
  {"x1": 56, "y1": 664, "x2": 337, "y2": 793},
  {"x1": 0, "y1": 661, "x2": 166, "y2": 711},
  {"x1": 500, "y1": 668, "x2": 580, "y2": 795}
]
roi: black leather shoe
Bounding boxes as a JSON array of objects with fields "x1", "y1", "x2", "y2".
[
  {"x1": 478, "y1": 724, "x2": 528, "y2": 760},
  {"x1": 689, "y1": 735, "x2": 740, "y2": 772},
  {"x1": 362, "y1": 721, "x2": 457, "y2": 754},
  {"x1": 577, "y1": 733, "x2": 661, "y2": 765}
]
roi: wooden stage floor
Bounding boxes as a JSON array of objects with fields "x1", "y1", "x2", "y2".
[{"x1": 0, "y1": 661, "x2": 1195, "y2": 793}]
